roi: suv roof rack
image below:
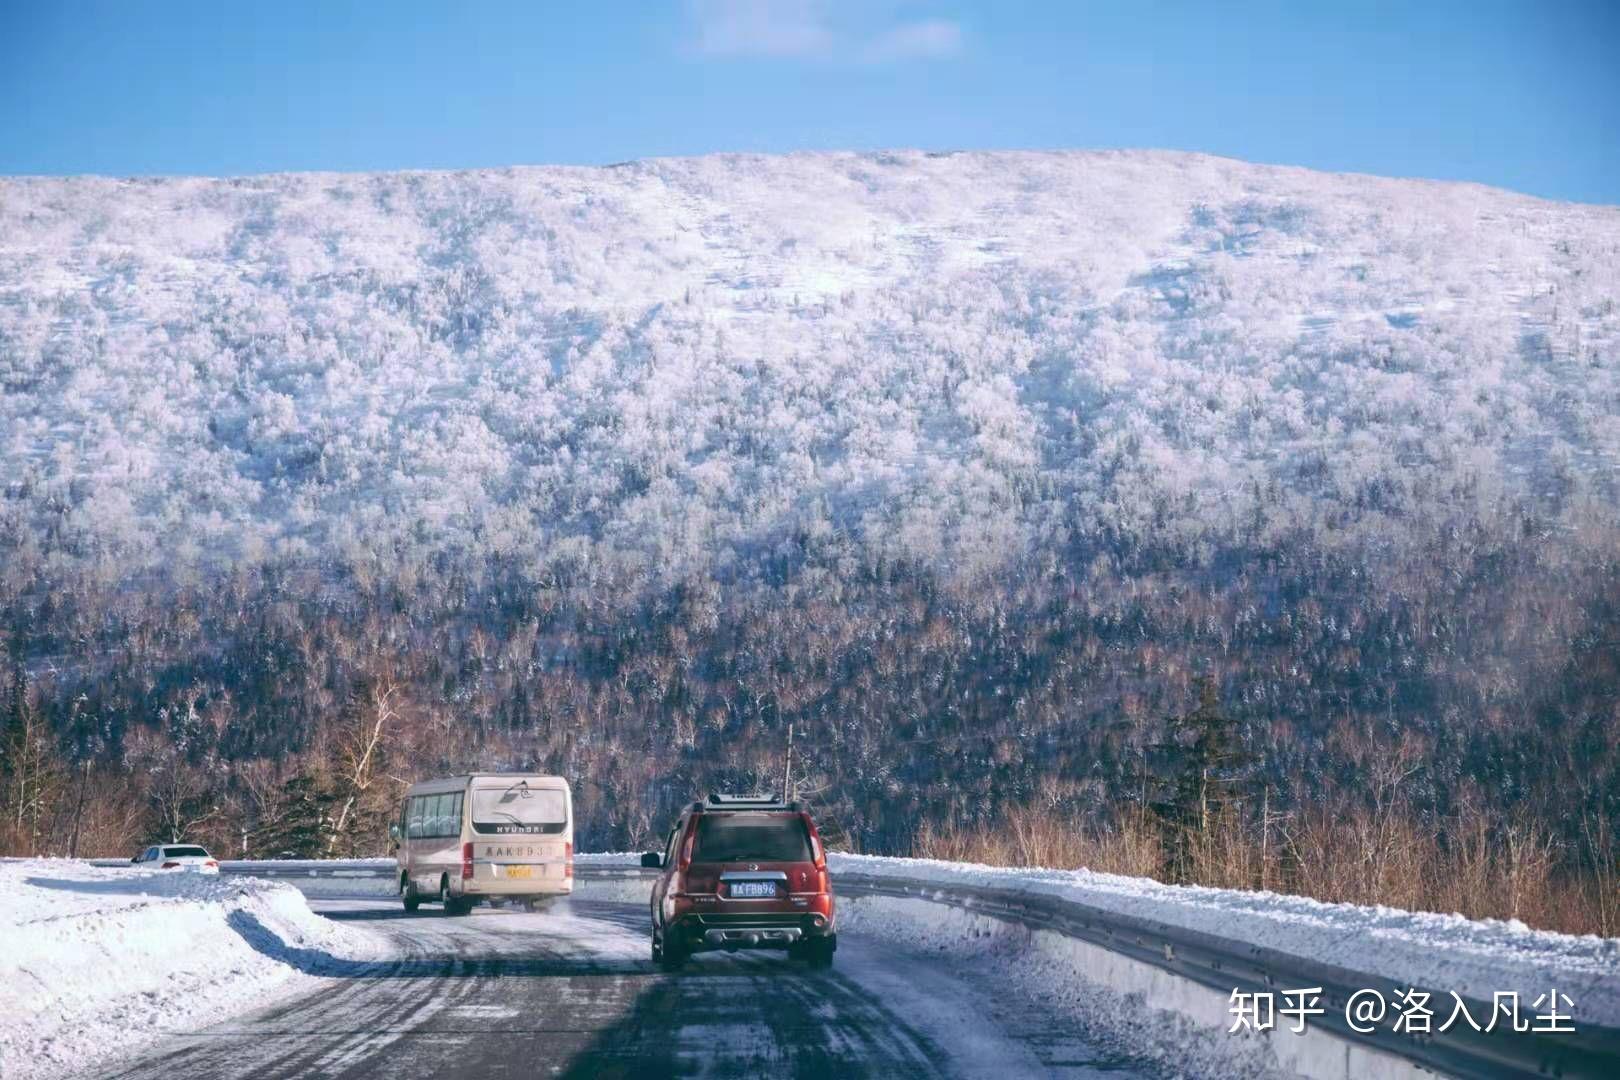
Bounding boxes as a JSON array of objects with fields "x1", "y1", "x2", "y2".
[{"x1": 701, "y1": 792, "x2": 801, "y2": 811}]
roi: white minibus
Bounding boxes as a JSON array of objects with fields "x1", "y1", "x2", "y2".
[{"x1": 391, "y1": 774, "x2": 574, "y2": 914}]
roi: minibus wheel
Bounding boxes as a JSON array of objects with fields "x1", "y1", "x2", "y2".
[
  {"x1": 439, "y1": 876, "x2": 472, "y2": 916},
  {"x1": 400, "y1": 873, "x2": 420, "y2": 912}
]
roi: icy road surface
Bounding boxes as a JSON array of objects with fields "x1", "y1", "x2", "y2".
[{"x1": 94, "y1": 898, "x2": 1145, "y2": 1079}]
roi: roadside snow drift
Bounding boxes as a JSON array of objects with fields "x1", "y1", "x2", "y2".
[
  {"x1": 829, "y1": 854, "x2": 1620, "y2": 1028},
  {"x1": 577, "y1": 849, "x2": 1620, "y2": 1025},
  {"x1": 0, "y1": 859, "x2": 388, "y2": 1080},
  {"x1": 578, "y1": 851, "x2": 1619, "y2": 1074}
]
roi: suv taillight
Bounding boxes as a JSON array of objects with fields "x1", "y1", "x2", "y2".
[
  {"x1": 803, "y1": 813, "x2": 826, "y2": 865},
  {"x1": 564, "y1": 841, "x2": 573, "y2": 878},
  {"x1": 461, "y1": 842, "x2": 474, "y2": 880},
  {"x1": 678, "y1": 827, "x2": 695, "y2": 871}
]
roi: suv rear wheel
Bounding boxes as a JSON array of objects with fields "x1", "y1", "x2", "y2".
[
  {"x1": 656, "y1": 926, "x2": 688, "y2": 970},
  {"x1": 798, "y1": 936, "x2": 834, "y2": 969}
]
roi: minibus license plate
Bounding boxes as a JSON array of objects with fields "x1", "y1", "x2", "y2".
[
  {"x1": 504, "y1": 865, "x2": 534, "y2": 879},
  {"x1": 730, "y1": 881, "x2": 774, "y2": 898}
]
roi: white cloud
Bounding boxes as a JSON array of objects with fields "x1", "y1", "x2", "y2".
[
  {"x1": 863, "y1": 18, "x2": 963, "y2": 61},
  {"x1": 688, "y1": 0, "x2": 835, "y2": 58},
  {"x1": 686, "y1": 1, "x2": 963, "y2": 62}
]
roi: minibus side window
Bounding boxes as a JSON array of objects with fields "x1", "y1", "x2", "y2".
[
  {"x1": 434, "y1": 793, "x2": 461, "y2": 838},
  {"x1": 407, "y1": 795, "x2": 426, "y2": 839}
]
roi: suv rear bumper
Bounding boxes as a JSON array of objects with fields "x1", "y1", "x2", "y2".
[
  {"x1": 701, "y1": 925, "x2": 805, "y2": 948},
  {"x1": 670, "y1": 910, "x2": 835, "y2": 952}
]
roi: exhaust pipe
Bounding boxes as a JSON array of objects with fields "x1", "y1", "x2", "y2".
[{"x1": 706, "y1": 928, "x2": 797, "y2": 948}]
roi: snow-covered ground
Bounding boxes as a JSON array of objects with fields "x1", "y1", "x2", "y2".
[
  {"x1": 578, "y1": 850, "x2": 1620, "y2": 1076},
  {"x1": 183, "y1": 853, "x2": 1620, "y2": 1027},
  {"x1": 826, "y1": 853, "x2": 1620, "y2": 1029},
  {"x1": 212, "y1": 858, "x2": 398, "y2": 899},
  {"x1": 578, "y1": 850, "x2": 1620, "y2": 1032},
  {"x1": 838, "y1": 894, "x2": 1301, "y2": 1079},
  {"x1": 7, "y1": 854, "x2": 1611, "y2": 1079},
  {"x1": 0, "y1": 859, "x2": 389, "y2": 1080}
]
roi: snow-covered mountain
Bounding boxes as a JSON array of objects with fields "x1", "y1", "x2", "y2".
[{"x1": 2, "y1": 150, "x2": 1617, "y2": 579}]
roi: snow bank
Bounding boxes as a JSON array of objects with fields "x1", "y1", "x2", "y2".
[
  {"x1": 571, "y1": 855, "x2": 658, "y2": 904},
  {"x1": 573, "y1": 851, "x2": 1417, "y2": 1076},
  {"x1": 829, "y1": 854, "x2": 1620, "y2": 1028},
  {"x1": 577, "y1": 851, "x2": 1620, "y2": 1061},
  {"x1": 0, "y1": 859, "x2": 389, "y2": 1080},
  {"x1": 524, "y1": 849, "x2": 1620, "y2": 1032},
  {"x1": 574, "y1": 851, "x2": 644, "y2": 866},
  {"x1": 839, "y1": 893, "x2": 1305, "y2": 1080},
  {"x1": 217, "y1": 858, "x2": 397, "y2": 898}
]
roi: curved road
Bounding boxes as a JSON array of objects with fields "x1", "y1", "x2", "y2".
[{"x1": 95, "y1": 897, "x2": 1143, "y2": 1079}]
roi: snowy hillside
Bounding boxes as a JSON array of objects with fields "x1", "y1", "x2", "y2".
[{"x1": 3, "y1": 150, "x2": 1617, "y2": 579}]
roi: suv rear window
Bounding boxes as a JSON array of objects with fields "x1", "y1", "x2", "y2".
[
  {"x1": 163, "y1": 846, "x2": 209, "y2": 857},
  {"x1": 692, "y1": 815, "x2": 812, "y2": 863}
]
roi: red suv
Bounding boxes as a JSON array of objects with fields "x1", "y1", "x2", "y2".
[{"x1": 643, "y1": 794, "x2": 837, "y2": 970}]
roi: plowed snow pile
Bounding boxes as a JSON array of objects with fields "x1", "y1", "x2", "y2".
[
  {"x1": 829, "y1": 854, "x2": 1620, "y2": 1027},
  {"x1": 0, "y1": 860, "x2": 388, "y2": 1080}
]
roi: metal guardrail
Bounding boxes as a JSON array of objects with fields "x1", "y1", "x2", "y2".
[
  {"x1": 86, "y1": 858, "x2": 392, "y2": 877},
  {"x1": 829, "y1": 872, "x2": 1620, "y2": 1080},
  {"x1": 81, "y1": 858, "x2": 1619, "y2": 1078},
  {"x1": 580, "y1": 864, "x2": 1620, "y2": 1078}
]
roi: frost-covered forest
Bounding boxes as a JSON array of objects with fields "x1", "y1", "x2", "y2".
[{"x1": 2, "y1": 151, "x2": 1618, "y2": 927}]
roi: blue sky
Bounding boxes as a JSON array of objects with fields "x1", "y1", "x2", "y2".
[{"x1": 2, "y1": 1, "x2": 1616, "y2": 203}]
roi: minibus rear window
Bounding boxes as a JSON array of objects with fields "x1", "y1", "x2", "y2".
[{"x1": 471, "y1": 784, "x2": 567, "y2": 834}]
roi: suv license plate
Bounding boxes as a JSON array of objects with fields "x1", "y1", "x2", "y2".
[{"x1": 730, "y1": 881, "x2": 775, "y2": 898}]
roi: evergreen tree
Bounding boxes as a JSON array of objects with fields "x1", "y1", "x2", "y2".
[
  {"x1": 1148, "y1": 677, "x2": 1253, "y2": 883},
  {"x1": 257, "y1": 771, "x2": 337, "y2": 858},
  {"x1": 2, "y1": 665, "x2": 67, "y2": 854}
]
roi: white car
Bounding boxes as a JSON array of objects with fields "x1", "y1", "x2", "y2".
[{"x1": 131, "y1": 844, "x2": 220, "y2": 873}]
